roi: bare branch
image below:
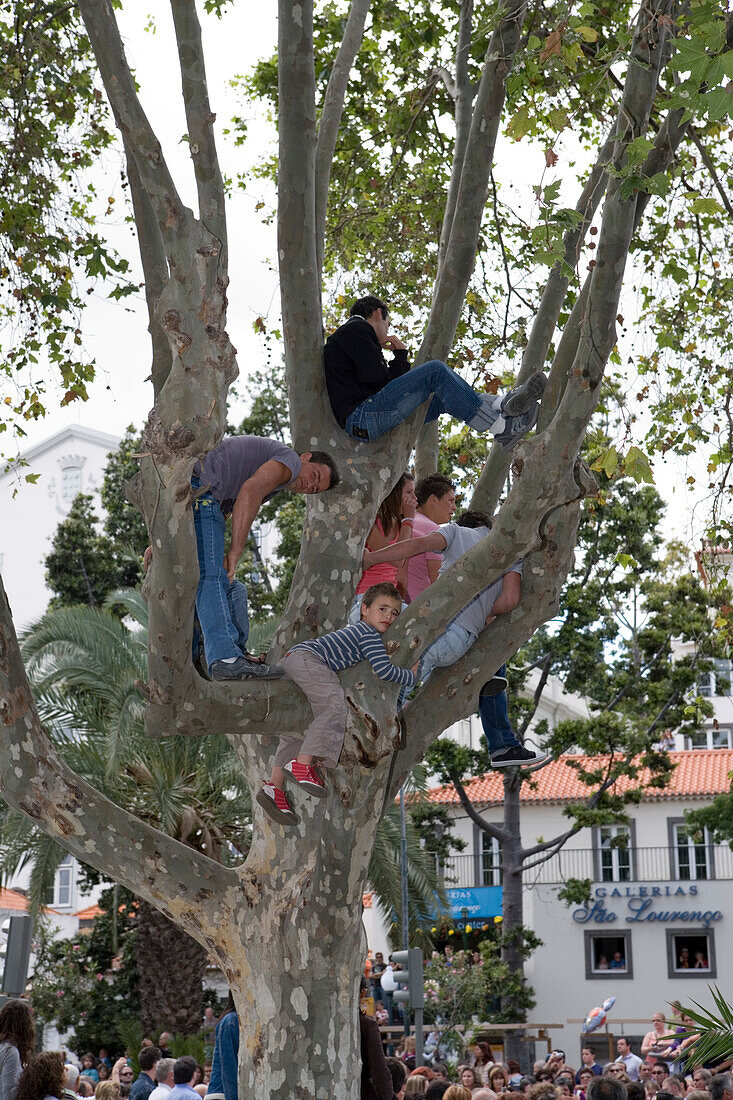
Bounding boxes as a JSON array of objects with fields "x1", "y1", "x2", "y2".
[
  {"x1": 123, "y1": 140, "x2": 172, "y2": 400},
  {"x1": 687, "y1": 124, "x2": 733, "y2": 217},
  {"x1": 315, "y1": 0, "x2": 372, "y2": 277},
  {"x1": 278, "y1": 0, "x2": 326, "y2": 450},
  {"x1": 517, "y1": 652, "x2": 552, "y2": 737},
  {"x1": 521, "y1": 824, "x2": 582, "y2": 868},
  {"x1": 77, "y1": 0, "x2": 189, "y2": 237},
  {"x1": 449, "y1": 771, "x2": 509, "y2": 843},
  {"x1": 170, "y1": 0, "x2": 228, "y2": 248}
]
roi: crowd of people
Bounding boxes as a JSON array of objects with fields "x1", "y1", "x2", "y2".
[
  {"x1": 0, "y1": 1000, "x2": 219, "y2": 1100},
  {"x1": 362, "y1": 1029, "x2": 733, "y2": 1100}
]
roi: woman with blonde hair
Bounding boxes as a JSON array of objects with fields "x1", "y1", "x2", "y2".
[
  {"x1": 94, "y1": 1083, "x2": 119, "y2": 1100},
  {"x1": 405, "y1": 1077, "x2": 428, "y2": 1095},
  {"x1": 0, "y1": 1000, "x2": 35, "y2": 1100},
  {"x1": 443, "y1": 1088, "x2": 473, "y2": 1100}
]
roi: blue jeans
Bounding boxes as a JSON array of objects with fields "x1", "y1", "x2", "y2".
[
  {"x1": 192, "y1": 477, "x2": 250, "y2": 670},
  {"x1": 344, "y1": 360, "x2": 486, "y2": 442},
  {"x1": 478, "y1": 664, "x2": 521, "y2": 754},
  {"x1": 420, "y1": 632, "x2": 520, "y2": 755}
]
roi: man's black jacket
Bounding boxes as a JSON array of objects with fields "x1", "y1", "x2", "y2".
[{"x1": 324, "y1": 315, "x2": 410, "y2": 428}]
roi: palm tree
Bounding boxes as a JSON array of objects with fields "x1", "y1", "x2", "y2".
[
  {"x1": 676, "y1": 988, "x2": 733, "y2": 1069},
  {"x1": 1, "y1": 590, "x2": 446, "y2": 1033}
]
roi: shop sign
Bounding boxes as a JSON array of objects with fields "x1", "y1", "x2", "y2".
[
  {"x1": 572, "y1": 883, "x2": 723, "y2": 928},
  {"x1": 446, "y1": 886, "x2": 502, "y2": 920}
]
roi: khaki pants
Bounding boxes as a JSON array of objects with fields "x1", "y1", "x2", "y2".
[{"x1": 274, "y1": 649, "x2": 348, "y2": 769}]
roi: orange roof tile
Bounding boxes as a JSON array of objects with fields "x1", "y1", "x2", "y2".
[
  {"x1": 427, "y1": 749, "x2": 733, "y2": 806},
  {"x1": 0, "y1": 887, "x2": 29, "y2": 911},
  {"x1": 74, "y1": 904, "x2": 103, "y2": 920}
]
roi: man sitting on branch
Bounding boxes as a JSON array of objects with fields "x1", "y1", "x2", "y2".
[{"x1": 324, "y1": 295, "x2": 546, "y2": 447}]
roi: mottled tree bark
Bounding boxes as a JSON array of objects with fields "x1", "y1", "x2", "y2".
[{"x1": 0, "y1": 1, "x2": 681, "y2": 1096}]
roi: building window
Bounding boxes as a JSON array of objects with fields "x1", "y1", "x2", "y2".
[
  {"x1": 670, "y1": 822, "x2": 713, "y2": 881},
  {"x1": 46, "y1": 853, "x2": 74, "y2": 908},
  {"x1": 696, "y1": 659, "x2": 732, "y2": 700},
  {"x1": 60, "y1": 466, "x2": 82, "y2": 502},
  {"x1": 687, "y1": 726, "x2": 732, "y2": 750},
  {"x1": 481, "y1": 834, "x2": 502, "y2": 887},
  {"x1": 584, "y1": 931, "x2": 633, "y2": 980},
  {"x1": 598, "y1": 825, "x2": 632, "y2": 882},
  {"x1": 666, "y1": 929, "x2": 716, "y2": 978}
]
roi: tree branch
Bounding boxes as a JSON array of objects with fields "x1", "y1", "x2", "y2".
[
  {"x1": 517, "y1": 652, "x2": 552, "y2": 737},
  {"x1": 0, "y1": 577, "x2": 236, "y2": 949},
  {"x1": 314, "y1": 0, "x2": 372, "y2": 278},
  {"x1": 448, "y1": 770, "x2": 509, "y2": 844},
  {"x1": 278, "y1": 0, "x2": 327, "y2": 451},
  {"x1": 170, "y1": 0, "x2": 228, "y2": 249},
  {"x1": 77, "y1": 0, "x2": 190, "y2": 239},
  {"x1": 123, "y1": 139, "x2": 172, "y2": 400}
]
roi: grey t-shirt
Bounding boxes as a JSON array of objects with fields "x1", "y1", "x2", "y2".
[
  {"x1": 193, "y1": 435, "x2": 301, "y2": 514},
  {"x1": 438, "y1": 523, "x2": 523, "y2": 637}
]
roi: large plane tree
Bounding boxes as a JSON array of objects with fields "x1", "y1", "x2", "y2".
[{"x1": 1, "y1": 1, "x2": 731, "y2": 1096}]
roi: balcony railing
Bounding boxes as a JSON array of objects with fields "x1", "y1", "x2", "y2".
[{"x1": 440, "y1": 844, "x2": 733, "y2": 888}]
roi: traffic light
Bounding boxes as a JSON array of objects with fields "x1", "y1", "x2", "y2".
[
  {"x1": 0, "y1": 915, "x2": 34, "y2": 997},
  {"x1": 392, "y1": 948, "x2": 424, "y2": 1009}
]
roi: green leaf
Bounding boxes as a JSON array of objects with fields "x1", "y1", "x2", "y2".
[{"x1": 689, "y1": 195, "x2": 725, "y2": 215}]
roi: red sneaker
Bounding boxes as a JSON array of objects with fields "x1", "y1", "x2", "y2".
[
  {"x1": 284, "y1": 759, "x2": 328, "y2": 798},
  {"x1": 256, "y1": 783, "x2": 299, "y2": 825}
]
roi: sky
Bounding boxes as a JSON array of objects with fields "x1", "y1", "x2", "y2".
[{"x1": 7, "y1": 2, "x2": 714, "y2": 550}]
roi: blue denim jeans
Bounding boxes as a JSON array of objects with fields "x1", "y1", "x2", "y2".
[
  {"x1": 344, "y1": 360, "x2": 485, "y2": 442},
  {"x1": 192, "y1": 477, "x2": 250, "y2": 670},
  {"x1": 478, "y1": 664, "x2": 521, "y2": 754}
]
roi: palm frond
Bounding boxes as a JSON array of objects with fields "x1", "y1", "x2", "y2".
[{"x1": 677, "y1": 987, "x2": 733, "y2": 1067}]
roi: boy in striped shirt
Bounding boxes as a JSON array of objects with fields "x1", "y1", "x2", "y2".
[{"x1": 258, "y1": 582, "x2": 416, "y2": 825}]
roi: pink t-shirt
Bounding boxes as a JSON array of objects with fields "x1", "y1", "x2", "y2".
[
  {"x1": 406, "y1": 512, "x2": 442, "y2": 602},
  {"x1": 356, "y1": 519, "x2": 399, "y2": 594}
]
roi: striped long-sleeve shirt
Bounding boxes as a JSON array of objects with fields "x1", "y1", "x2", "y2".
[{"x1": 290, "y1": 621, "x2": 415, "y2": 688}]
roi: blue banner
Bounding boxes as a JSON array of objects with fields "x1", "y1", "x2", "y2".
[{"x1": 446, "y1": 886, "x2": 502, "y2": 920}]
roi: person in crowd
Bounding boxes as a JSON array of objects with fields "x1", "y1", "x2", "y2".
[
  {"x1": 617, "y1": 1041, "x2": 643, "y2": 1082},
  {"x1": 507, "y1": 1063, "x2": 522, "y2": 1087},
  {"x1": 645, "y1": 1082, "x2": 659, "y2": 1100},
  {"x1": 206, "y1": 994, "x2": 237, "y2": 1100},
  {"x1": 16, "y1": 1054, "x2": 64, "y2": 1100},
  {"x1": 94, "y1": 1083, "x2": 119, "y2": 1100},
  {"x1": 202, "y1": 1008, "x2": 217, "y2": 1035},
  {"x1": 156, "y1": 1042, "x2": 172, "y2": 1065},
  {"x1": 642, "y1": 1015, "x2": 675, "y2": 1060},
  {"x1": 365, "y1": 511, "x2": 548, "y2": 769},
  {"x1": 588, "y1": 1078, "x2": 628, "y2": 1100},
  {"x1": 62, "y1": 1066, "x2": 79, "y2": 1100},
  {"x1": 324, "y1": 296, "x2": 546, "y2": 449},
  {"x1": 360, "y1": 986, "x2": 395, "y2": 1100},
  {"x1": 527, "y1": 1084, "x2": 559, "y2": 1100},
  {"x1": 386, "y1": 1058, "x2": 407, "y2": 1100},
  {"x1": 404, "y1": 1078, "x2": 427, "y2": 1096},
  {"x1": 458, "y1": 1068, "x2": 477, "y2": 1091},
  {"x1": 475, "y1": 1092, "x2": 499, "y2": 1100},
  {"x1": 442, "y1": 1088, "x2": 472, "y2": 1100},
  {"x1": 490, "y1": 1067, "x2": 511, "y2": 1092},
  {"x1": 77, "y1": 1084, "x2": 94, "y2": 1099},
  {"x1": 405, "y1": 475, "x2": 456, "y2": 602},
  {"x1": 596, "y1": 956, "x2": 609, "y2": 970},
  {"x1": 374, "y1": 1001, "x2": 390, "y2": 1027},
  {"x1": 686, "y1": 1092, "x2": 711, "y2": 1100},
  {"x1": 147, "y1": 1060, "x2": 174, "y2": 1100},
  {"x1": 709, "y1": 1077, "x2": 733, "y2": 1100},
  {"x1": 424, "y1": 1083, "x2": 450, "y2": 1100},
  {"x1": 662, "y1": 1081, "x2": 684, "y2": 1098},
  {"x1": 350, "y1": 474, "x2": 416, "y2": 616},
  {"x1": 165, "y1": 1060, "x2": 199, "y2": 1100},
  {"x1": 577, "y1": 1051, "x2": 604, "y2": 1083},
  {"x1": 371, "y1": 952, "x2": 387, "y2": 991},
  {"x1": 557, "y1": 1080, "x2": 573, "y2": 1097},
  {"x1": 129, "y1": 1049, "x2": 161, "y2": 1100},
  {"x1": 471, "y1": 1044, "x2": 495, "y2": 1087},
  {"x1": 656, "y1": 1092, "x2": 678, "y2": 1100},
  {"x1": 577, "y1": 1070, "x2": 596, "y2": 1098},
  {"x1": 257, "y1": 582, "x2": 416, "y2": 824},
  {"x1": 96, "y1": 1070, "x2": 109, "y2": 1085},
  {"x1": 627, "y1": 1086, "x2": 646, "y2": 1100},
  {"x1": 115, "y1": 1069, "x2": 133, "y2": 1096},
  {"x1": 692, "y1": 1073, "x2": 712, "y2": 1092},
  {"x1": 0, "y1": 999, "x2": 35, "y2": 1100},
  {"x1": 609, "y1": 952, "x2": 626, "y2": 970},
  {"x1": 431, "y1": 1066, "x2": 449, "y2": 1082},
  {"x1": 605, "y1": 1067, "x2": 632, "y2": 1087},
  {"x1": 96, "y1": 1059, "x2": 111, "y2": 1076},
  {"x1": 519, "y1": 1078, "x2": 536, "y2": 1095},
  {"x1": 79, "y1": 1061, "x2": 98, "y2": 1088},
  {"x1": 164, "y1": 434, "x2": 339, "y2": 681}
]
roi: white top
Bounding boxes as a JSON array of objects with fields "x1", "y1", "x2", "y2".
[
  {"x1": 438, "y1": 523, "x2": 522, "y2": 637},
  {"x1": 0, "y1": 1043, "x2": 22, "y2": 1100},
  {"x1": 149, "y1": 1085, "x2": 173, "y2": 1100}
]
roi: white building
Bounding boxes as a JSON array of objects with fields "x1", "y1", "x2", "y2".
[
  {"x1": 0, "y1": 424, "x2": 121, "y2": 630},
  {"x1": 384, "y1": 747, "x2": 733, "y2": 1063}
]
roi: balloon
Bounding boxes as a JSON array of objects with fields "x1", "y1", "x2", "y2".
[
  {"x1": 603, "y1": 996, "x2": 616, "y2": 1013},
  {"x1": 581, "y1": 1006, "x2": 607, "y2": 1034}
]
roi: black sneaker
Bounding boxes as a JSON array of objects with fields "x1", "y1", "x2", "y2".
[
  {"x1": 500, "y1": 373, "x2": 547, "y2": 416},
  {"x1": 479, "y1": 674, "x2": 508, "y2": 698},
  {"x1": 493, "y1": 402, "x2": 540, "y2": 451},
  {"x1": 490, "y1": 745, "x2": 550, "y2": 771},
  {"x1": 211, "y1": 656, "x2": 285, "y2": 681}
]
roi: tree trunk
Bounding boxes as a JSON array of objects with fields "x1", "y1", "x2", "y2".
[
  {"x1": 136, "y1": 899, "x2": 207, "y2": 1038},
  {"x1": 500, "y1": 774, "x2": 525, "y2": 1067}
]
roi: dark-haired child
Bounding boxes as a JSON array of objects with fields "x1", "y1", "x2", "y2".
[{"x1": 257, "y1": 582, "x2": 416, "y2": 825}]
